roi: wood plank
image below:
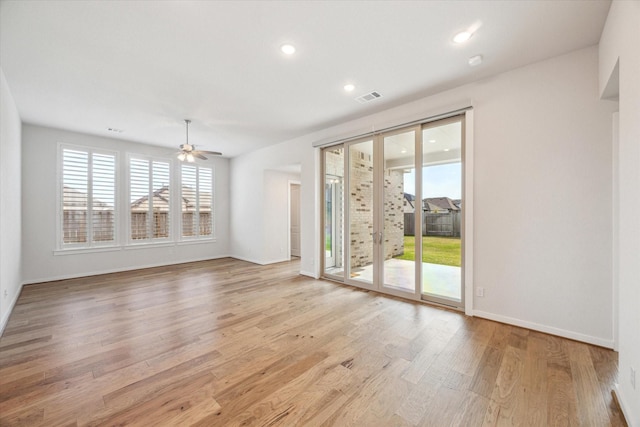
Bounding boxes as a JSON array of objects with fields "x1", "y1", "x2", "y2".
[{"x1": 0, "y1": 258, "x2": 623, "y2": 426}]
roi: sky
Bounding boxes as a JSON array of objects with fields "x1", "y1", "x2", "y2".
[{"x1": 403, "y1": 163, "x2": 461, "y2": 199}]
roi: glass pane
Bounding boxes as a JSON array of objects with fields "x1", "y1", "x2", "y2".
[
  {"x1": 324, "y1": 147, "x2": 344, "y2": 278},
  {"x1": 422, "y1": 120, "x2": 462, "y2": 302},
  {"x1": 383, "y1": 131, "x2": 416, "y2": 293},
  {"x1": 349, "y1": 140, "x2": 374, "y2": 286}
]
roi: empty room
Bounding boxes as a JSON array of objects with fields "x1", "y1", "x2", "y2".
[{"x1": 0, "y1": 1, "x2": 638, "y2": 426}]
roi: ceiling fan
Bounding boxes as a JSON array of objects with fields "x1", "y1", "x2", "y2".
[{"x1": 176, "y1": 119, "x2": 222, "y2": 162}]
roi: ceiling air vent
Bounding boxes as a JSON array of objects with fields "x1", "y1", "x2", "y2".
[{"x1": 355, "y1": 91, "x2": 382, "y2": 104}]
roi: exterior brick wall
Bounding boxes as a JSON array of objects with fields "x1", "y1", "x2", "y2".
[
  {"x1": 324, "y1": 148, "x2": 344, "y2": 269},
  {"x1": 324, "y1": 146, "x2": 405, "y2": 269}
]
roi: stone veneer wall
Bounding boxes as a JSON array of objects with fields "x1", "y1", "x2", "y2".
[
  {"x1": 348, "y1": 148, "x2": 404, "y2": 268},
  {"x1": 383, "y1": 169, "x2": 405, "y2": 261},
  {"x1": 349, "y1": 149, "x2": 374, "y2": 269}
]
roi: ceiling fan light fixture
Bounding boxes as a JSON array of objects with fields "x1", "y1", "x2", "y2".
[{"x1": 176, "y1": 118, "x2": 222, "y2": 161}]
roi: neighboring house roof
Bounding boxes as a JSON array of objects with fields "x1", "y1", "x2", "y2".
[
  {"x1": 422, "y1": 197, "x2": 460, "y2": 212},
  {"x1": 403, "y1": 193, "x2": 416, "y2": 213},
  {"x1": 130, "y1": 185, "x2": 211, "y2": 212},
  {"x1": 131, "y1": 185, "x2": 171, "y2": 212},
  {"x1": 404, "y1": 193, "x2": 415, "y2": 207},
  {"x1": 63, "y1": 185, "x2": 211, "y2": 212},
  {"x1": 63, "y1": 186, "x2": 112, "y2": 211}
]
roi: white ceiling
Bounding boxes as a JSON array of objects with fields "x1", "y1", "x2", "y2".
[{"x1": 0, "y1": 1, "x2": 610, "y2": 158}]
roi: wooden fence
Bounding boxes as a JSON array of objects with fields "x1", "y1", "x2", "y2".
[{"x1": 404, "y1": 211, "x2": 461, "y2": 237}]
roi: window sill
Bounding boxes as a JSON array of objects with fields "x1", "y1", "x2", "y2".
[
  {"x1": 177, "y1": 238, "x2": 217, "y2": 245},
  {"x1": 54, "y1": 246, "x2": 122, "y2": 256},
  {"x1": 53, "y1": 238, "x2": 217, "y2": 255},
  {"x1": 123, "y1": 241, "x2": 175, "y2": 250}
]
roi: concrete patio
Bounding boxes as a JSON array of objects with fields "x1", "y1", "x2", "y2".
[{"x1": 351, "y1": 258, "x2": 461, "y2": 301}]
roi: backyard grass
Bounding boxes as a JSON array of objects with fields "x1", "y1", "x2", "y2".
[{"x1": 395, "y1": 236, "x2": 461, "y2": 267}]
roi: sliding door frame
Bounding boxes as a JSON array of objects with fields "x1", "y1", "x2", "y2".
[{"x1": 319, "y1": 109, "x2": 473, "y2": 314}]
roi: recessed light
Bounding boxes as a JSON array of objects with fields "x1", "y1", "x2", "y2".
[
  {"x1": 444, "y1": 148, "x2": 450, "y2": 152},
  {"x1": 400, "y1": 148, "x2": 407, "y2": 154},
  {"x1": 429, "y1": 139, "x2": 436, "y2": 143},
  {"x1": 468, "y1": 55, "x2": 483, "y2": 67},
  {"x1": 344, "y1": 84, "x2": 355, "y2": 92},
  {"x1": 453, "y1": 31, "x2": 472, "y2": 44},
  {"x1": 280, "y1": 44, "x2": 296, "y2": 55}
]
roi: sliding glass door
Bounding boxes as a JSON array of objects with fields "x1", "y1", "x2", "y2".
[
  {"x1": 322, "y1": 116, "x2": 464, "y2": 309},
  {"x1": 348, "y1": 139, "x2": 375, "y2": 288},
  {"x1": 421, "y1": 117, "x2": 463, "y2": 307},
  {"x1": 324, "y1": 147, "x2": 344, "y2": 279},
  {"x1": 380, "y1": 127, "x2": 419, "y2": 298}
]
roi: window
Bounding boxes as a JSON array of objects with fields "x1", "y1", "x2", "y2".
[
  {"x1": 181, "y1": 164, "x2": 213, "y2": 239},
  {"x1": 60, "y1": 147, "x2": 116, "y2": 247},
  {"x1": 129, "y1": 157, "x2": 171, "y2": 241}
]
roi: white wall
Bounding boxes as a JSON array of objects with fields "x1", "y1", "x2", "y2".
[
  {"x1": 21, "y1": 124, "x2": 230, "y2": 284},
  {"x1": 0, "y1": 68, "x2": 22, "y2": 333},
  {"x1": 230, "y1": 142, "x2": 315, "y2": 272},
  {"x1": 600, "y1": 1, "x2": 640, "y2": 424},
  {"x1": 262, "y1": 170, "x2": 300, "y2": 264},
  {"x1": 231, "y1": 45, "x2": 618, "y2": 347}
]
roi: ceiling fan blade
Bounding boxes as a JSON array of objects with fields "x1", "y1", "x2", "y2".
[
  {"x1": 198, "y1": 150, "x2": 222, "y2": 156},
  {"x1": 193, "y1": 152, "x2": 208, "y2": 160}
]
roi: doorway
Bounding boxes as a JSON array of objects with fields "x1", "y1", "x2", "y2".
[{"x1": 321, "y1": 115, "x2": 465, "y2": 309}]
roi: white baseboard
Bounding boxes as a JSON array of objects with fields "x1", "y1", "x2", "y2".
[
  {"x1": 473, "y1": 310, "x2": 614, "y2": 349},
  {"x1": 614, "y1": 383, "x2": 636, "y2": 427},
  {"x1": 229, "y1": 255, "x2": 300, "y2": 266},
  {"x1": 263, "y1": 257, "x2": 293, "y2": 265},
  {"x1": 21, "y1": 255, "x2": 233, "y2": 285},
  {"x1": 0, "y1": 283, "x2": 23, "y2": 336},
  {"x1": 300, "y1": 270, "x2": 318, "y2": 279},
  {"x1": 228, "y1": 255, "x2": 266, "y2": 265}
]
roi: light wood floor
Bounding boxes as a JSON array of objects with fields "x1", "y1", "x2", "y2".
[{"x1": 0, "y1": 258, "x2": 626, "y2": 426}]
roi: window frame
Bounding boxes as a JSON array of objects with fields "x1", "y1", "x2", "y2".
[{"x1": 57, "y1": 143, "x2": 119, "y2": 251}]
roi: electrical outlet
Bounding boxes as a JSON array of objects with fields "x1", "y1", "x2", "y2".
[
  {"x1": 476, "y1": 287, "x2": 484, "y2": 297},
  {"x1": 631, "y1": 367, "x2": 636, "y2": 390}
]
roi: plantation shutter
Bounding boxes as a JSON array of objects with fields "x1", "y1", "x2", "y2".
[
  {"x1": 199, "y1": 167, "x2": 213, "y2": 236},
  {"x1": 130, "y1": 157, "x2": 171, "y2": 241},
  {"x1": 152, "y1": 161, "x2": 170, "y2": 238},
  {"x1": 181, "y1": 165, "x2": 197, "y2": 237},
  {"x1": 181, "y1": 164, "x2": 213, "y2": 238},
  {"x1": 92, "y1": 153, "x2": 116, "y2": 242},
  {"x1": 130, "y1": 158, "x2": 150, "y2": 240}
]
